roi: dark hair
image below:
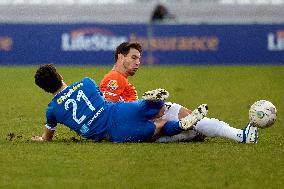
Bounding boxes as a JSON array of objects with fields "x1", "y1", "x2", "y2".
[
  {"x1": 115, "y1": 42, "x2": 142, "y2": 62},
  {"x1": 34, "y1": 64, "x2": 62, "y2": 93}
]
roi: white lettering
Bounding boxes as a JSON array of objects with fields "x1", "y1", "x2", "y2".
[
  {"x1": 61, "y1": 33, "x2": 127, "y2": 51},
  {"x1": 87, "y1": 107, "x2": 105, "y2": 126},
  {"x1": 103, "y1": 91, "x2": 118, "y2": 97}
]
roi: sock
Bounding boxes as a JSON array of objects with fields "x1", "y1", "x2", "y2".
[
  {"x1": 194, "y1": 117, "x2": 243, "y2": 142},
  {"x1": 161, "y1": 121, "x2": 183, "y2": 136}
]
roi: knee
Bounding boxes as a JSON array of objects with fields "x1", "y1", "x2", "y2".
[{"x1": 178, "y1": 107, "x2": 191, "y2": 119}]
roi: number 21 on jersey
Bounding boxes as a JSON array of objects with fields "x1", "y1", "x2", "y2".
[{"x1": 64, "y1": 90, "x2": 95, "y2": 124}]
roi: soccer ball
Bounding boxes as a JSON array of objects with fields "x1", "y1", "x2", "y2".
[{"x1": 249, "y1": 100, "x2": 277, "y2": 128}]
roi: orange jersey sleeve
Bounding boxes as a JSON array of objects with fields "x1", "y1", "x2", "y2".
[{"x1": 100, "y1": 70, "x2": 138, "y2": 102}]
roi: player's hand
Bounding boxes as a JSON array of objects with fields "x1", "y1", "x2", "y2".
[{"x1": 31, "y1": 136, "x2": 45, "y2": 141}]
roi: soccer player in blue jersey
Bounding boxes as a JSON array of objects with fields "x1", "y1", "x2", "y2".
[{"x1": 31, "y1": 64, "x2": 208, "y2": 142}]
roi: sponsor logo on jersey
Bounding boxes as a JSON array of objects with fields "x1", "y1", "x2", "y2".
[
  {"x1": 0, "y1": 36, "x2": 13, "y2": 51},
  {"x1": 103, "y1": 91, "x2": 117, "y2": 97},
  {"x1": 268, "y1": 30, "x2": 284, "y2": 51},
  {"x1": 61, "y1": 27, "x2": 127, "y2": 51},
  {"x1": 107, "y1": 80, "x2": 118, "y2": 90},
  {"x1": 80, "y1": 124, "x2": 89, "y2": 134},
  {"x1": 87, "y1": 107, "x2": 105, "y2": 126},
  {"x1": 57, "y1": 83, "x2": 83, "y2": 104}
]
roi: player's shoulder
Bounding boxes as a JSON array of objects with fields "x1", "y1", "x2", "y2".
[
  {"x1": 82, "y1": 77, "x2": 95, "y2": 83},
  {"x1": 101, "y1": 71, "x2": 126, "y2": 84},
  {"x1": 46, "y1": 100, "x2": 57, "y2": 114},
  {"x1": 103, "y1": 70, "x2": 125, "y2": 80},
  {"x1": 78, "y1": 77, "x2": 98, "y2": 88}
]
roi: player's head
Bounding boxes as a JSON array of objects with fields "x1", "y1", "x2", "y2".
[
  {"x1": 114, "y1": 42, "x2": 142, "y2": 76},
  {"x1": 115, "y1": 42, "x2": 142, "y2": 62},
  {"x1": 34, "y1": 64, "x2": 63, "y2": 94}
]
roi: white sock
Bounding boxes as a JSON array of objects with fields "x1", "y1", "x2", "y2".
[{"x1": 194, "y1": 117, "x2": 243, "y2": 142}]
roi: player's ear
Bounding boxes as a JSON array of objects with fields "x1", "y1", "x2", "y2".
[{"x1": 118, "y1": 53, "x2": 124, "y2": 61}]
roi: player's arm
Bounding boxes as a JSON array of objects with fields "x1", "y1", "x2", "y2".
[
  {"x1": 32, "y1": 108, "x2": 57, "y2": 142},
  {"x1": 31, "y1": 127, "x2": 55, "y2": 141}
]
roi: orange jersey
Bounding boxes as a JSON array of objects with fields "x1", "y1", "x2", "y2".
[{"x1": 100, "y1": 70, "x2": 138, "y2": 102}]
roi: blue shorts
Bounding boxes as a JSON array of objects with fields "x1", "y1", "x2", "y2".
[{"x1": 107, "y1": 100, "x2": 164, "y2": 142}]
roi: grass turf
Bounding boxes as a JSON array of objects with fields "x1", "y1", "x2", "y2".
[{"x1": 0, "y1": 65, "x2": 283, "y2": 189}]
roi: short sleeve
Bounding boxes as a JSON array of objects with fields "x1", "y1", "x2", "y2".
[{"x1": 45, "y1": 104, "x2": 57, "y2": 130}]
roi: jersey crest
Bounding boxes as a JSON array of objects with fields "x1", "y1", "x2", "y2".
[{"x1": 107, "y1": 80, "x2": 118, "y2": 90}]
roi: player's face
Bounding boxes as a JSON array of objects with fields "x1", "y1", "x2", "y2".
[{"x1": 123, "y1": 48, "x2": 141, "y2": 76}]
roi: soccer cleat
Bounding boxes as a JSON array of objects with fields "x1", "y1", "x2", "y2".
[
  {"x1": 142, "y1": 88, "x2": 169, "y2": 101},
  {"x1": 180, "y1": 104, "x2": 208, "y2": 130},
  {"x1": 242, "y1": 122, "x2": 258, "y2": 143}
]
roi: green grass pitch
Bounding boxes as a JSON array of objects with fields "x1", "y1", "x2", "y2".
[{"x1": 0, "y1": 65, "x2": 283, "y2": 189}]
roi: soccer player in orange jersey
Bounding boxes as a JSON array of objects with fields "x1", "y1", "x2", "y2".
[
  {"x1": 100, "y1": 42, "x2": 140, "y2": 102},
  {"x1": 100, "y1": 42, "x2": 204, "y2": 142}
]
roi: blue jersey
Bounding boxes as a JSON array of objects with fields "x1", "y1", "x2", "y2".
[
  {"x1": 44, "y1": 77, "x2": 177, "y2": 142},
  {"x1": 45, "y1": 77, "x2": 112, "y2": 140}
]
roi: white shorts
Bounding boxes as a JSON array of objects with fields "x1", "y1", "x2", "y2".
[{"x1": 162, "y1": 102, "x2": 182, "y2": 122}]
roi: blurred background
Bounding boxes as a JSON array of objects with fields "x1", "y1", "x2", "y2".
[{"x1": 0, "y1": 0, "x2": 284, "y2": 65}]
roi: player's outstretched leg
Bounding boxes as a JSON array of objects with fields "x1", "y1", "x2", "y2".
[
  {"x1": 193, "y1": 117, "x2": 259, "y2": 144},
  {"x1": 180, "y1": 104, "x2": 208, "y2": 130},
  {"x1": 242, "y1": 122, "x2": 258, "y2": 143},
  {"x1": 142, "y1": 88, "x2": 169, "y2": 101}
]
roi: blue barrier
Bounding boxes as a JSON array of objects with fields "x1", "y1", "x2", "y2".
[{"x1": 0, "y1": 23, "x2": 283, "y2": 65}]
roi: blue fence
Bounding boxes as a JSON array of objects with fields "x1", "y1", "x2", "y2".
[{"x1": 0, "y1": 23, "x2": 284, "y2": 65}]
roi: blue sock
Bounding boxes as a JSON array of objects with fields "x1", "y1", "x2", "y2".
[{"x1": 162, "y1": 121, "x2": 183, "y2": 136}]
